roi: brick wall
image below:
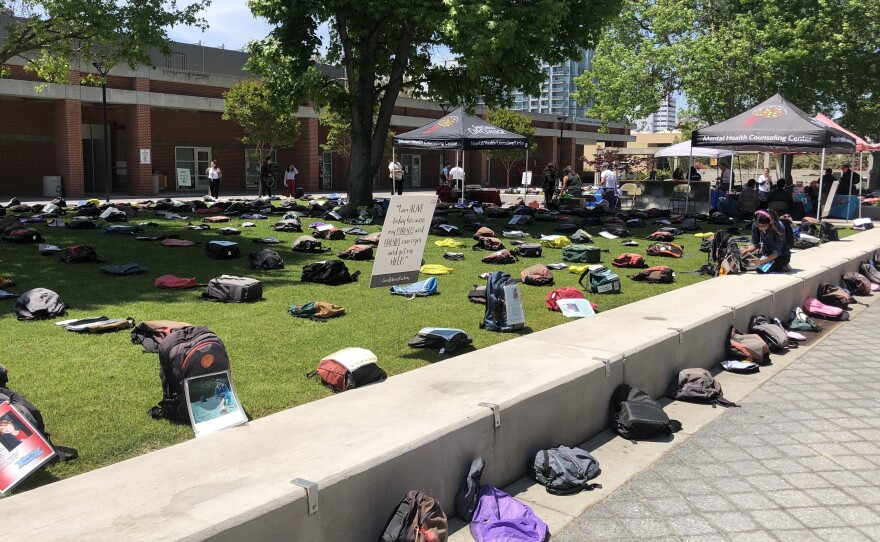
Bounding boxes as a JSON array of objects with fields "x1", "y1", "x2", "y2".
[
  {"x1": 54, "y1": 99, "x2": 85, "y2": 197},
  {"x1": 0, "y1": 100, "x2": 58, "y2": 197}
]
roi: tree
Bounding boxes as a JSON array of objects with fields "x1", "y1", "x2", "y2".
[
  {"x1": 246, "y1": 0, "x2": 622, "y2": 205},
  {"x1": 484, "y1": 109, "x2": 536, "y2": 188},
  {"x1": 0, "y1": 0, "x2": 208, "y2": 82},
  {"x1": 222, "y1": 80, "x2": 301, "y2": 159},
  {"x1": 580, "y1": 147, "x2": 643, "y2": 175},
  {"x1": 318, "y1": 107, "x2": 394, "y2": 160}
]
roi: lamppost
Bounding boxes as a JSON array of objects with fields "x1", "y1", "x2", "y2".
[
  {"x1": 556, "y1": 115, "x2": 568, "y2": 168},
  {"x1": 92, "y1": 62, "x2": 111, "y2": 203},
  {"x1": 439, "y1": 102, "x2": 451, "y2": 182}
]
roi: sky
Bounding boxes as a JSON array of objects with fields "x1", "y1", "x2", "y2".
[{"x1": 168, "y1": 0, "x2": 275, "y2": 51}]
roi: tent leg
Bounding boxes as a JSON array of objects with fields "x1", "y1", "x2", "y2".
[
  {"x1": 859, "y1": 152, "x2": 863, "y2": 220},
  {"x1": 848, "y1": 151, "x2": 856, "y2": 224},
  {"x1": 522, "y1": 150, "x2": 529, "y2": 198},
  {"x1": 685, "y1": 151, "x2": 692, "y2": 214},
  {"x1": 392, "y1": 148, "x2": 396, "y2": 197},
  {"x1": 817, "y1": 149, "x2": 826, "y2": 220}
]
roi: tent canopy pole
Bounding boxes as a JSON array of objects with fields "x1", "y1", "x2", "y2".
[{"x1": 817, "y1": 149, "x2": 826, "y2": 220}]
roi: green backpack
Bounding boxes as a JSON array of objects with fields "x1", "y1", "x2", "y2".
[
  {"x1": 578, "y1": 265, "x2": 621, "y2": 294},
  {"x1": 562, "y1": 244, "x2": 602, "y2": 264}
]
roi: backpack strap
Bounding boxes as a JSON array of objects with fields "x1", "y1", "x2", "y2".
[
  {"x1": 577, "y1": 267, "x2": 590, "y2": 289},
  {"x1": 667, "y1": 419, "x2": 683, "y2": 433},
  {"x1": 714, "y1": 397, "x2": 738, "y2": 408}
]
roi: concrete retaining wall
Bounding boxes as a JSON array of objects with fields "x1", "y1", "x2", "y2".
[{"x1": 3, "y1": 229, "x2": 880, "y2": 541}]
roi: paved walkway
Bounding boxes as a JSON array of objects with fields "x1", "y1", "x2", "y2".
[{"x1": 556, "y1": 303, "x2": 880, "y2": 542}]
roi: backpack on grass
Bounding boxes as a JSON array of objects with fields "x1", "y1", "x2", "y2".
[
  {"x1": 646, "y1": 242, "x2": 684, "y2": 258},
  {"x1": 512, "y1": 243, "x2": 542, "y2": 258},
  {"x1": 307, "y1": 347, "x2": 386, "y2": 392},
  {"x1": 528, "y1": 445, "x2": 601, "y2": 495},
  {"x1": 563, "y1": 244, "x2": 602, "y2": 263},
  {"x1": 202, "y1": 275, "x2": 263, "y2": 303},
  {"x1": 390, "y1": 278, "x2": 438, "y2": 298},
  {"x1": 380, "y1": 490, "x2": 448, "y2": 542},
  {"x1": 249, "y1": 249, "x2": 284, "y2": 270},
  {"x1": 629, "y1": 266, "x2": 675, "y2": 283},
  {"x1": 14, "y1": 288, "x2": 67, "y2": 320},
  {"x1": 521, "y1": 264, "x2": 553, "y2": 286},
  {"x1": 338, "y1": 244, "x2": 374, "y2": 260},
  {"x1": 407, "y1": 328, "x2": 473, "y2": 354},
  {"x1": 301, "y1": 260, "x2": 360, "y2": 285},
  {"x1": 612, "y1": 253, "x2": 648, "y2": 268},
  {"x1": 155, "y1": 275, "x2": 199, "y2": 289},
  {"x1": 611, "y1": 384, "x2": 682, "y2": 440},
  {"x1": 205, "y1": 240, "x2": 240, "y2": 259},
  {"x1": 546, "y1": 287, "x2": 588, "y2": 311},
  {"x1": 666, "y1": 368, "x2": 736, "y2": 407},
  {"x1": 481, "y1": 271, "x2": 524, "y2": 332},
  {"x1": 579, "y1": 266, "x2": 621, "y2": 293},
  {"x1": 100, "y1": 263, "x2": 147, "y2": 276},
  {"x1": 292, "y1": 235, "x2": 330, "y2": 253},
  {"x1": 3, "y1": 227, "x2": 43, "y2": 243},
  {"x1": 59, "y1": 243, "x2": 99, "y2": 264},
  {"x1": 0, "y1": 385, "x2": 78, "y2": 462},
  {"x1": 481, "y1": 249, "x2": 517, "y2": 264},
  {"x1": 130, "y1": 320, "x2": 194, "y2": 353},
  {"x1": 288, "y1": 301, "x2": 345, "y2": 321}
]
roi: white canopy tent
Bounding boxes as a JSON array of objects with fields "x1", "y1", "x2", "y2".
[{"x1": 653, "y1": 140, "x2": 734, "y2": 158}]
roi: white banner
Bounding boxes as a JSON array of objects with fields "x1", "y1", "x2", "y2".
[{"x1": 370, "y1": 195, "x2": 438, "y2": 288}]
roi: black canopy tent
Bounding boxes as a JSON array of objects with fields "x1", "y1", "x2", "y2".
[
  {"x1": 692, "y1": 94, "x2": 856, "y2": 218},
  {"x1": 392, "y1": 107, "x2": 530, "y2": 196}
]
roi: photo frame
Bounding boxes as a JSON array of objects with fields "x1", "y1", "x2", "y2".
[{"x1": 183, "y1": 371, "x2": 247, "y2": 437}]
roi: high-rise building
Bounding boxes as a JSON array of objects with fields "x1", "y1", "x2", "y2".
[
  {"x1": 510, "y1": 51, "x2": 594, "y2": 118},
  {"x1": 635, "y1": 94, "x2": 677, "y2": 132}
]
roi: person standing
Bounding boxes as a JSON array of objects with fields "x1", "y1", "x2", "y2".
[
  {"x1": 600, "y1": 163, "x2": 618, "y2": 207},
  {"x1": 838, "y1": 164, "x2": 861, "y2": 196},
  {"x1": 757, "y1": 167, "x2": 773, "y2": 202},
  {"x1": 449, "y1": 162, "x2": 465, "y2": 194},
  {"x1": 541, "y1": 163, "x2": 557, "y2": 209},
  {"x1": 440, "y1": 162, "x2": 451, "y2": 186},
  {"x1": 260, "y1": 157, "x2": 275, "y2": 197},
  {"x1": 283, "y1": 164, "x2": 298, "y2": 198},
  {"x1": 717, "y1": 162, "x2": 733, "y2": 193},
  {"x1": 388, "y1": 158, "x2": 404, "y2": 195},
  {"x1": 648, "y1": 164, "x2": 657, "y2": 181},
  {"x1": 205, "y1": 160, "x2": 222, "y2": 199},
  {"x1": 561, "y1": 165, "x2": 582, "y2": 197}
]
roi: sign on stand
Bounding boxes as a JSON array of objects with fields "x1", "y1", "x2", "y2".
[
  {"x1": 370, "y1": 195, "x2": 438, "y2": 288},
  {"x1": 176, "y1": 168, "x2": 193, "y2": 190}
]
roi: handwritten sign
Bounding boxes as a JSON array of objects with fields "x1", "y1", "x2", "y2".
[
  {"x1": 370, "y1": 195, "x2": 438, "y2": 288},
  {"x1": 521, "y1": 171, "x2": 533, "y2": 186},
  {"x1": 176, "y1": 168, "x2": 193, "y2": 189}
]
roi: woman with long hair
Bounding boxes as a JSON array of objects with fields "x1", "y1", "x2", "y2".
[
  {"x1": 740, "y1": 209, "x2": 792, "y2": 272},
  {"x1": 541, "y1": 162, "x2": 557, "y2": 209}
]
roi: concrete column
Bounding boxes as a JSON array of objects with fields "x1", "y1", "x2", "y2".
[
  {"x1": 54, "y1": 71, "x2": 84, "y2": 197},
  {"x1": 126, "y1": 77, "x2": 152, "y2": 195}
]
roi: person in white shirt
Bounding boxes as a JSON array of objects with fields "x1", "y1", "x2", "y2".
[
  {"x1": 449, "y1": 162, "x2": 465, "y2": 194},
  {"x1": 757, "y1": 167, "x2": 772, "y2": 201},
  {"x1": 388, "y1": 159, "x2": 404, "y2": 195},
  {"x1": 282, "y1": 164, "x2": 298, "y2": 198},
  {"x1": 205, "y1": 160, "x2": 222, "y2": 199},
  {"x1": 599, "y1": 164, "x2": 618, "y2": 208},
  {"x1": 716, "y1": 162, "x2": 733, "y2": 193}
]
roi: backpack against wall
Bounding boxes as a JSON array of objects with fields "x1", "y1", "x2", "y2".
[
  {"x1": 512, "y1": 243, "x2": 542, "y2": 258},
  {"x1": 789, "y1": 307, "x2": 821, "y2": 332},
  {"x1": 301, "y1": 260, "x2": 360, "y2": 285},
  {"x1": 469, "y1": 485, "x2": 548, "y2": 542},
  {"x1": 481, "y1": 249, "x2": 518, "y2": 264},
  {"x1": 131, "y1": 320, "x2": 194, "y2": 353},
  {"x1": 249, "y1": 249, "x2": 285, "y2": 270},
  {"x1": 748, "y1": 315, "x2": 790, "y2": 352},
  {"x1": 205, "y1": 240, "x2": 240, "y2": 259},
  {"x1": 521, "y1": 264, "x2": 553, "y2": 286},
  {"x1": 202, "y1": 275, "x2": 263, "y2": 303},
  {"x1": 817, "y1": 283, "x2": 852, "y2": 309},
  {"x1": 803, "y1": 297, "x2": 849, "y2": 320},
  {"x1": 528, "y1": 445, "x2": 602, "y2": 495},
  {"x1": 151, "y1": 325, "x2": 231, "y2": 423},
  {"x1": 579, "y1": 265, "x2": 621, "y2": 294},
  {"x1": 390, "y1": 277, "x2": 438, "y2": 297},
  {"x1": 562, "y1": 244, "x2": 602, "y2": 263},
  {"x1": 379, "y1": 490, "x2": 448, "y2": 542},
  {"x1": 666, "y1": 368, "x2": 736, "y2": 407},
  {"x1": 728, "y1": 326, "x2": 771, "y2": 365},
  {"x1": 612, "y1": 253, "x2": 648, "y2": 268},
  {"x1": 337, "y1": 244, "x2": 374, "y2": 260},
  {"x1": 3, "y1": 227, "x2": 43, "y2": 243},
  {"x1": 288, "y1": 301, "x2": 345, "y2": 321},
  {"x1": 859, "y1": 261, "x2": 880, "y2": 284},
  {"x1": 843, "y1": 271, "x2": 872, "y2": 296},
  {"x1": 481, "y1": 271, "x2": 524, "y2": 332},
  {"x1": 610, "y1": 384, "x2": 682, "y2": 440},
  {"x1": 646, "y1": 242, "x2": 684, "y2": 258},
  {"x1": 14, "y1": 288, "x2": 68, "y2": 320},
  {"x1": 629, "y1": 265, "x2": 675, "y2": 283},
  {"x1": 307, "y1": 347, "x2": 386, "y2": 392}
]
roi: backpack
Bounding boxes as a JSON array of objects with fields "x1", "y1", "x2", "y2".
[
  {"x1": 161, "y1": 238, "x2": 197, "y2": 247},
  {"x1": 472, "y1": 237, "x2": 504, "y2": 251},
  {"x1": 67, "y1": 219, "x2": 98, "y2": 230},
  {"x1": 355, "y1": 233, "x2": 381, "y2": 246},
  {"x1": 666, "y1": 368, "x2": 736, "y2": 407},
  {"x1": 788, "y1": 307, "x2": 821, "y2": 332},
  {"x1": 151, "y1": 326, "x2": 231, "y2": 423},
  {"x1": 3, "y1": 227, "x2": 43, "y2": 243},
  {"x1": 562, "y1": 244, "x2": 602, "y2": 263},
  {"x1": 14, "y1": 288, "x2": 68, "y2": 320},
  {"x1": 612, "y1": 253, "x2": 648, "y2": 268},
  {"x1": 469, "y1": 485, "x2": 548, "y2": 542},
  {"x1": 420, "y1": 264, "x2": 454, "y2": 275},
  {"x1": 748, "y1": 315, "x2": 790, "y2": 352},
  {"x1": 202, "y1": 275, "x2": 263, "y2": 303},
  {"x1": 130, "y1": 320, "x2": 194, "y2": 352},
  {"x1": 473, "y1": 226, "x2": 496, "y2": 239},
  {"x1": 430, "y1": 223, "x2": 460, "y2": 236},
  {"x1": 481, "y1": 271, "x2": 524, "y2": 332},
  {"x1": 528, "y1": 445, "x2": 601, "y2": 495},
  {"x1": 301, "y1": 260, "x2": 360, "y2": 285},
  {"x1": 610, "y1": 384, "x2": 682, "y2": 440},
  {"x1": 521, "y1": 264, "x2": 554, "y2": 286},
  {"x1": 468, "y1": 285, "x2": 487, "y2": 304},
  {"x1": 60, "y1": 243, "x2": 98, "y2": 264},
  {"x1": 337, "y1": 244, "x2": 374, "y2": 260},
  {"x1": 100, "y1": 263, "x2": 148, "y2": 276},
  {"x1": 821, "y1": 221, "x2": 839, "y2": 241},
  {"x1": 546, "y1": 287, "x2": 588, "y2": 311},
  {"x1": 390, "y1": 278, "x2": 438, "y2": 297},
  {"x1": 699, "y1": 234, "x2": 714, "y2": 253},
  {"x1": 646, "y1": 231, "x2": 674, "y2": 241},
  {"x1": 248, "y1": 249, "x2": 285, "y2": 270},
  {"x1": 512, "y1": 243, "x2": 542, "y2": 258},
  {"x1": 728, "y1": 326, "x2": 771, "y2": 365},
  {"x1": 315, "y1": 227, "x2": 346, "y2": 240},
  {"x1": 680, "y1": 217, "x2": 700, "y2": 231},
  {"x1": 202, "y1": 215, "x2": 231, "y2": 223},
  {"x1": 205, "y1": 240, "x2": 240, "y2": 259},
  {"x1": 380, "y1": 490, "x2": 448, "y2": 542},
  {"x1": 555, "y1": 222, "x2": 578, "y2": 234},
  {"x1": 803, "y1": 297, "x2": 848, "y2": 321},
  {"x1": 817, "y1": 283, "x2": 852, "y2": 309},
  {"x1": 629, "y1": 265, "x2": 674, "y2": 283},
  {"x1": 308, "y1": 347, "x2": 387, "y2": 392},
  {"x1": 843, "y1": 271, "x2": 872, "y2": 296},
  {"x1": 579, "y1": 266, "x2": 621, "y2": 294},
  {"x1": 481, "y1": 249, "x2": 518, "y2": 264},
  {"x1": 273, "y1": 219, "x2": 303, "y2": 232},
  {"x1": 155, "y1": 275, "x2": 199, "y2": 289},
  {"x1": 407, "y1": 327, "x2": 473, "y2": 354},
  {"x1": 601, "y1": 225, "x2": 630, "y2": 237},
  {"x1": 539, "y1": 235, "x2": 571, "y2": 249},
  {"x1": 859, "y1": 261, "x2": 880, "y2": 284},
  {"x1": 292, "y1": 235, "x2": 330, "y2": 253},
  {"x1": 627, "y1": 217, "x2": 646, "y2": 228},
  {"x1": 569, "y1": 229, "x2": 593, "y2": 243},
  {"x1": 102, "y1": 225, "x2": 141, "y2": 235},
  {"x1": 288, "y1": 301, "x2": 345, "y2": 321},
  {"x1": 646, "y1": 242, "x2": 684, "y2": 258},
  {"x1": 0, "y1": 385, "x2": 79, "y2": 462}
]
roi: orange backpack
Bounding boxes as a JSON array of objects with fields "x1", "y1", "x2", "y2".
[
  {"x1": 646, "y1": 243, "x2": 684, "y2": 258},
  {"x1": 612, "y1": 253, "x2": 648, "y2": 268}
]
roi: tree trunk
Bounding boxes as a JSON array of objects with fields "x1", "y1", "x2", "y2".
[{"x1": 347, "y1": 124, "x2": 374, "y2": 206}]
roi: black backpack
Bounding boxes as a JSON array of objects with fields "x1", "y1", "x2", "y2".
[
  {"x1": 610, "y1": 384, "x2": 682, "y2": 440},
  {"x1": 301, "y1": 260, "x2": 360, "y2": 285},
  {"x1": 821, "y1": 221, "x2": 839, "y2": 241},
  {"x1": 748, "y1": 314, "x2": 790, "y2": 352},
  {"x1": 601, "y1": 225, "x2": 630, "y2": 237},
  {"x1": 843, "y1": 271, "x2": 872, "y2": 295},
  {"x1": 292, "y1": 235, "x2": 330, "y2": 253},
  {"x1": 14, "y1": 288, "x2": 68, "y2": 320},
  {"x1": 100, "y1": 263, "x2": 148, "y2": 276},
  {"x1": 249, "y1": 249, "x2": 285, "y2": 270},
  {"x1": 0, "y1": 385, "x2": 79, "y2": 462},
  {"x1": 480, "y1": 271, "x2": 524, "y2": 332},
  {"x1": 202, "y1": 275, "x2": 263, "y2": 303},
  {"x1": 151, "y1": 326, "x2": 231, "y2": 423},
  {"x1": 513, "y1": 243, "x2": 542, "y2": 258},
  {"x1": 379, "y1": 490, "x2": 448, "y2": 542},
  {"x1": 60, "y1": 243, "x2": 98, "y2": 264},
  {"x1": 205, "y1": 240, "x2": 241, "y2": 259}
]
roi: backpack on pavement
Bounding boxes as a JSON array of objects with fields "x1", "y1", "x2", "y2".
[
  {"x1": 469, "y1": 485, "x2": 548, "y2": 542},
  {"x1": 307, "y1": 347, "x2": 386, "y2": 392},
  {"x1": 611, "y1": 384, "x2": 682, "y2": 440},
  {"x1": 788, "y1": 307, "x2": 821, "y2": 332},
  {"x1": 817, "y1": 283, "x2": 852, "y2": 309},
  {"x1": 803, "y1": 297, "x2": 848, "y2": 320},
  {"x1": 859, "y1": 261, "x2": 880, "y2": 284},
  {"x1": 728, "y1": 326, "x2": 771, "y2": 364},
  {"x1": 666, "y1": 368, "x2": 736, "y2": 407},
  {"x1": 843, "y1": 271, "x2": 872, "y2": 296},
  {"x1": 379, "y1": 490, "x2": 448, "y2": 542},
  {"x1": 202, "y1": 275, "x2": 263, "y2": 303},
  {"x1": 14, "y1": 288, "x2": 67, "y2": 320},
  {"x1": 748, "y1": 314, "x2": 791, "y2": 351},
  {"x1": 528, "y1": 445, "x2": 602, "y2": 495}
]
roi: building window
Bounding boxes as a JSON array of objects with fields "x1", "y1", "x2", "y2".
[
  {"x1": 245, "y1": 149, "x2": 277, "y2": 189},
  {"x1": 166, "y1": 53, "x2": 187, "y2": 70}
]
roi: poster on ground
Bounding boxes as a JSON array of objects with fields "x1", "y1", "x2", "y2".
[
  {"x1": 370, "y1": 195, "x2": 438, "y2": 288},
  {"x1": 184, "y1": 371, "x2": 247, "y2": 437},
  {"x1": 0, "y1": 401, "x2": 56, "y2": 495}
]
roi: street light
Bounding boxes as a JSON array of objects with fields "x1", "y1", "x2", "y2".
[
  {"x1": 92, "y1": 62, "x2": 111, "y2": 203},
  {"x1": 556, "y1": 115, "x2": 568, "y2": 168}
]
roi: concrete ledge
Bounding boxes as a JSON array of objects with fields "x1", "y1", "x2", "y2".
[{"x1": 3, "y1": 230, "x2": 880, "y2": 541}]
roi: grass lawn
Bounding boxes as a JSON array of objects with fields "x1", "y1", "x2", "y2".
[{"x1": 0, "y1": 201, "x2": 858, "y2": 492}]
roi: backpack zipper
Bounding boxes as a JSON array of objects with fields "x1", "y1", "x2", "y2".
[{"x1": 181, "y1": 340, "x2": 221, "y2": 371}]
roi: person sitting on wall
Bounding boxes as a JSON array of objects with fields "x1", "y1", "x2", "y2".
[
  {"x1": 766, "y1": 178, "x2": 795, "y2": 212},
  {"x1": 740, "y1": 209, "x2": 792, "y2": 273}
]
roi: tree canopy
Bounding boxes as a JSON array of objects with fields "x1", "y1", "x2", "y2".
[
  {"x1": 246, "y1": 0, "x2": 622, "y2": 205},
  {"x1": 0, "y1": 0, "x2": 208, "y2": 82},
  {"x1": 222, "y1": 79, "x2": 301, "y2": 158}
]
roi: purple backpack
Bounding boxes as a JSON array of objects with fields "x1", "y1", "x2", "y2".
[
  {"x1": 470, "y1": 485, "x2": 549, "y2": 542},
  {"x1": 803, "y1": 297, "x2": 848, "y2": 321}
]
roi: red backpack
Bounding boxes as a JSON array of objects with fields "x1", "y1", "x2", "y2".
[
  {"x1": 546, "y1": 288, "x2": 597, "y2": 312},
  {"x1": 612, "y1": 253, "x2": 648, "y2": 268},
  {"x1": 155, "y1": 275, "x2": 199, "y2": 289}
]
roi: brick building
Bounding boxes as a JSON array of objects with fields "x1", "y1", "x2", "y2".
[{"x1": 0, "y1": 42, "x2": 633, "y2": 198}]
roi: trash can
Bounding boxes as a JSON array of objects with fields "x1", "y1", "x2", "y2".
[
  {"x1": 42, "y1": 176, "x2": 62, "y2": 198},
  {"x1": 151, "y1": 175, "x2": 161, "y2": 195}
]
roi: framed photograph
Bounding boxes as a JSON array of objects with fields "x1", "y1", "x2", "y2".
[
  {"x1": 183, "y1": 371, "x2": 247, "y2": 437},
  {"x1": 0, "y1": 402, "x2": 56, "y2": 495}
]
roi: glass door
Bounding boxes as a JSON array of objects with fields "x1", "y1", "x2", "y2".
[
  {"x1": 175, "y1": 147, "x2": 212, "y2": 191},
  {"x1": 401, "y1": 154, "x2": 421, "y2": 188},
  {"x1": 321, "y1": 152, "x2": 333, "y2": 189}
]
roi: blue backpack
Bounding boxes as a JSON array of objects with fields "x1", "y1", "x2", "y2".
[
  {"x1": 481, "y1": 271, "x2": 524, "y2": 332},
  {"x1": 389, "y1": 277, "x2": 438, "y2": 297}
]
